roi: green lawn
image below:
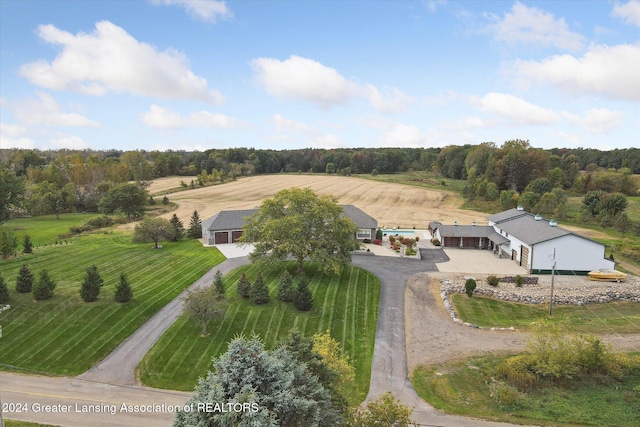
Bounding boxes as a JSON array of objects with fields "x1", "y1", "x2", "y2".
[
  {"x1": 138, "y1": 262, "x2": 380, "y2": 405},
  {"x1": 0, "y1": 216, "x2": 225, "y2": 376},
  {"x1": 451, "y1": 295, "x2": 640, "y2": 334},
  {"x1": 0, "y1": 213, "x2": 103, "y2": 247},
  {"x1": 412, "y1": 354, "x2": 640, "y2": 427}
]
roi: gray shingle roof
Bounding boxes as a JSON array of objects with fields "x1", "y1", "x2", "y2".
[
  {"x1": 203, "y1": 205, "x2": 377, "y2": 232},
  {"x1": 438, "y1": 225, "x2": 494, "y2": 238}
]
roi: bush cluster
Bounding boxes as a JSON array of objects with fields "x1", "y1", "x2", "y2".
[{"x1": 486, "y1": 275, "x2": 499, "y2": 287}]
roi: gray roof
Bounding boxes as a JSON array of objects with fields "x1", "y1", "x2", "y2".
[
  {"x1": 487, "y1": 208, "x2": 527, "y2": 224},
  {"x1": 203, "y1": 205, "x2": 377, "y2": 232},
  {"x1": 339, "y1": 205, "x2": 378, "y2": 229},
  {"x1": 437, "y1": 225, "x2": 494, "y2": 238},
  {"x1": 495, "y1": 215, "x2": 570, "y2": 245},
  {"x1": 203, "y1": 209, "x2": 258, "y2": 231}
]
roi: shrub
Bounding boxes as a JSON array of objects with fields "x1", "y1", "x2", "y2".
[
  {"x1": 80, "y1": 265, "x2": 104, "y2": 302},
  {"x1": 115, "y1": 273, "x2": 133, "y2": 303},
  {"x1": 250, "y1": 272, "x2": 269, "y2": 304},
  {"x1": 15, "y1": 264, "x2": 34, "y2": 293},
  {"x1": 489, "y1": 379, "x2": 524, "y2": 408},
  {"x1": 515, "y1": 275, "x2": 523, "y2": 287},
  {"x1": 362, "y1": 238, "x2": 371, "y2": 244},
  {"x1": 373, "y1": 239, "x2": 382, "y2": 245},
  {"x1": 0, "y1": 274, "x2": 9, "y2": 304},
  {"x1": 237, "y1": 273, "x2": 251, "y2": 298},
  {"x1": 415, "y1": 236, "x2": 419, "y2": 242},
  {"x1": 149, "y1": 196, "x2": 156, "y2": 205},
  {"x1": 401, "y1": 238, "x2": 412, "y2": 246},
  {"x1": 162, "y1": 195, "x2": 169, "y2": 205},
  {"x1": 431, "y1": 238, "x2": 440, "y2": 246},
  {"x1": 487, "y1": 275, "x2": 499, "y2": 287},
  {"x1": 371, "y1": 169, "x2": 379, "y2": 176},
  {"x1": 33, "y1": 269, "x2": 56, "y2": 300},
  {"x1": 389, "y1": 235, "x2": 396, "y2": 244},
  {"x1": 86, "y1": 216, "x2": 115, "y2": 228},
  {"x1": 465, "y1": 278, "x2": 476, "y2": 297},
  {"x1": 294, "y1": 278, "x2": 313, "y2": 311},
  {"x1": 375, "y1": 229, "x2": 383, "y2": 240},
  {"x1": 277, "y1": 270, "x2": 295, "y2": 302}
]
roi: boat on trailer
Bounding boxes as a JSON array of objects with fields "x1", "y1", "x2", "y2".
[{"x1": 587, "y1": 269, "x2": 627, "y2": 282}]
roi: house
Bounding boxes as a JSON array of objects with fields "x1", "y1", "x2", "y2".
[
  {"x1": 202, "y1": 205, "x2": 378, "y2": 246},
  {"x1": 434, "y1": 207, "x2": 615, "y2": 275}
]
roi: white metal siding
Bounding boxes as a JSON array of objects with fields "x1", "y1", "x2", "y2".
[{"x1": 533, "y1": 235, "x2": 614, "y2": 272}]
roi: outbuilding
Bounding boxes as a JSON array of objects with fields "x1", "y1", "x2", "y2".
[
  {"x1": 435, "y1": 207, "x2": 615, "y2": 275},
  {"x1": 202, "y1": 205, "x2": 378, "y2": 246}
]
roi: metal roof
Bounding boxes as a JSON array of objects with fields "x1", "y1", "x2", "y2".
[
  {"x1": 487, "y1": 208, "x2": 527, "y2": 224},
  {"x1": 495, "y1": 215, "x2": 570, "y2": 245}
]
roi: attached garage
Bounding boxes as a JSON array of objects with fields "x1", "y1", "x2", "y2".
[
  {"x1": 462, "y1": 237, "x2": 479, "y2": 248},
  {"x1": 443, "y1": 236, "x2": 459, "y2": 248},
  {"x1": 231, "y1": 230, "x2": 243, "y2": 243},
  {"x1": 214, "y1": 231, "x2": 229, "y2": 244}
]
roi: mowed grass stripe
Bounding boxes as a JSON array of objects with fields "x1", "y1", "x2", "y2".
[
  {"x1": 139, "y1": 263, "x2": 380, "y2": 406},
  {"x1": 0, "y1": 220, "x2": 225, "y2": 376}
]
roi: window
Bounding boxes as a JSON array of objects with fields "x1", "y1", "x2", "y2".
[{"x1": 357, "y1": 229, "x2": 371, "y2": 239}]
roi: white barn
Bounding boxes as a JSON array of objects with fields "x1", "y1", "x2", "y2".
[{"x1": 435, "y1": 207, "x2": 615, "y2": 275}]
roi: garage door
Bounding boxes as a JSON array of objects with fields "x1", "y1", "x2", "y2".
[
  {"x1": 231, "y1": 230, "x2": 243, "y2": 243},
  {"x1": 520, "y1": 245, "x2": 529, "y2": 268},
  {"x1": 443, "y1": 237, "x2": 459, "y2": 248},
  {"x1": 214, "y1": 231, "x2": 229, "y2": 244},
  {"x1": 462, "y1": 237, "x2": 478, "y2": 248}
]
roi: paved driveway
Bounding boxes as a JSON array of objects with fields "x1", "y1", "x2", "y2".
[{"x1": 438, "y1": 248, "x2": 527, "y2": 275}]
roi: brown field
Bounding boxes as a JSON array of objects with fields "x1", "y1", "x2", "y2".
[{"x1": 147, "y1": 174, "x2": 489, "y2": 228}]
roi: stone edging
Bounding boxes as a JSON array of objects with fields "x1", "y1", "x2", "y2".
[{"x1": 440, "y1": 276, "x2": 640, "y2": 331}]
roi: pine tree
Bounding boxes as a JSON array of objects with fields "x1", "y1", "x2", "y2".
[
  {"x1": 250, "y1": 272, "x2": 270, "y2": 305},
  {"x1": 115, "y1": 273, "x2": 133, "y2": 303},
  {"x1": 294, "y1": 278, "x2": 313, "y2": 311},
  {"x1": 170, "y1": 213, "x2": 185, "y2": 241},
  {"x1": 0, "y1": 274, "x2": 9, "y2": 304},
  {"x1": 213, "y1": 270, "x2": 225, "y2": 299},
  {"x1": 15, "y1": 264, "x2": 34, "y2": 293},
  {"x1": 277, "y1": 270, "x2": 295, "y2": 302},
  {"x1": 187, "y1": 210, "x2": 202, "y2": 239},
  {"x1": 162, "y1": 195, "x2": 169, "y2": 205},
  {"x1": 80, "y1": 265, "x2": 104, "y2": 302},
  {"x1": 236, "y1": 272, "x2": 251, "y2": 298},
  {"x1": 22, "y1": 234, "x2": 33, "y2": 254},
  {"x1": 33, "y1": 269, "x2": 56, "y2": 300}
]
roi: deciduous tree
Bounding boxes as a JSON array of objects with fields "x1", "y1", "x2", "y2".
[
  {"x1": 98, "y1": 182, "x2": 148, "y2": 220},
  {"x1": 239, "y1": 187, "x2": 358, "y2": 274},
  {"x1": 0, "y1": 165, "x2": 25, "y2": 224},
  {"x1": 181, "y1": 285, "x2": 224, "y2": 335},
  {"x1": 133, "y1": 217, "x2": 172, "y2": 249},
  {"x1": 25, "y1": 181, "x2": 76, "y2": 219},
  {"x1": 312, "y1": 332, "x2": 355, "y2": 387},
  {"x1": 346, "y1": 392, "x2": 414, "y2": 427},
  {"x1": 0, "y1": 231, "x2": 18, "y2": 259}
]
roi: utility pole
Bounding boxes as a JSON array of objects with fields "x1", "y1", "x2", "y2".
[{"x1": 549, "y1": 248, "x2": 556, "y2": 316}]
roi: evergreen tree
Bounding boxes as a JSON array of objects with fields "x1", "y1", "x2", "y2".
[
  {"x1": 250, "y1": 272, "x2": 270, "y2": 304},
  {"x1": 33, "y1": 269, "x2": 56, "y2": 300},
  {"x1": 115, "y1": 273, "x2": 133, "y2": 303},
  {"x1": 169, "y1": 213, "x2": 185, "y2": 241},
  {"x1": 213, "y1": 270, "x2": 225, "y2": 299},
  {"x1": 162, "y1": 195, "x2": 169, "y2": 205},
  {"x1": 80, "y1": 265, "x2": 104, "y2": 302},
  {"x1": 277, "y1": 270, "x2": 295, "y2": 302},
  {"x1": 187, "y1": 210, "x2": 202, "y2": 239},
  {"x1": 15, "y1": 264, "x2": 34, "y2": 293},
  {"x1": 294, "y1": 278, "x2": 313, "y2": 311},
  {"x1": 22, "y1": 234, "x2": 33, "y2": 254},
  {"x1": 1, "y1": 231, "x2": 18, "y2": 259},
  {"x1": 236, "y1": 272, "x2": 251, "y2": 298},
  {"x1": 0, "y1": 274, "x2": 9, "y2": 304}
]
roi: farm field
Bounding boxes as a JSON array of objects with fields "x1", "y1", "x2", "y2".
[
  {"x1": 0, "y1": 216, "x2": 225, "y2": 376},
  {"x1": 138, "y1": 262, "x2": 380, "y2": 405},
  {"x1": 147, "y1": 174, "x2": 488, "y2": 230},
  {"x1": 451, "y1": 295, "x2": 640, "y2": 334}
]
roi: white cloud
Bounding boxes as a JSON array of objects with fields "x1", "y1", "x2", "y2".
[
  {"x1": 0, "y1": 123, "x2": 36, "y2": 148},
  {"x1": 309, "y1": 134, "x2": 345, "y2": 149},
  {"x1": 562, "y1": 108, "x2": 623, "y2": 133},
  {"x1": 378, "y1": 123, "x2": 426, "y2": 147},
  {"x1": 507, "y1": 43, "x2": 640, "y2": 101},
  {"x1": 271, "y1": 114, "x2": 318, "y2": 135},
  {"x1": 485, "y1": 2, "x2": 585, "y2": 51},
  {"x1": 150, "y1": 0, "x2": 232, "y2": 23},
  {"x1": 50, "y1": 133, "x2": 89, "y2": 149},
  {"x1": 252, "y1": 55, "x2": 409, "y2": 112},
  {"x1": 474, "y1": 92, "x2": 561, "y2": 125},
  {"x1": 363, "y1": 84, "x2": 411, "y2": 113},
  {"x1": 20, "y1": 21, "x2": 223, "y2": 103},
  {"x1": 612, "y1": 1, "x2": 640, "y2": 26},
  {"x1": 251, "y1": 55, "x2": 356, "y2": 109},
  {"x1": 14, "y1": 92, "x2": 100, "y2": 127},
  {"x1": 141, "y1": 105, "x2": 242, "y2": 129}
]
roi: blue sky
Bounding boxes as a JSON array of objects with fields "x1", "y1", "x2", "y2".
[{"x1": 1, "y1": 0, "x2": 638, "y2": 152}]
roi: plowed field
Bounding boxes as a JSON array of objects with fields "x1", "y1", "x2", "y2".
[{"x1": 148, "y1": 174, "x2": 489, "y2": 228}]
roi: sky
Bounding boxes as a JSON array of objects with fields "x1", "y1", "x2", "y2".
[{"x1": 0, "y1": 0, "x2": 639, "y2": 152}]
